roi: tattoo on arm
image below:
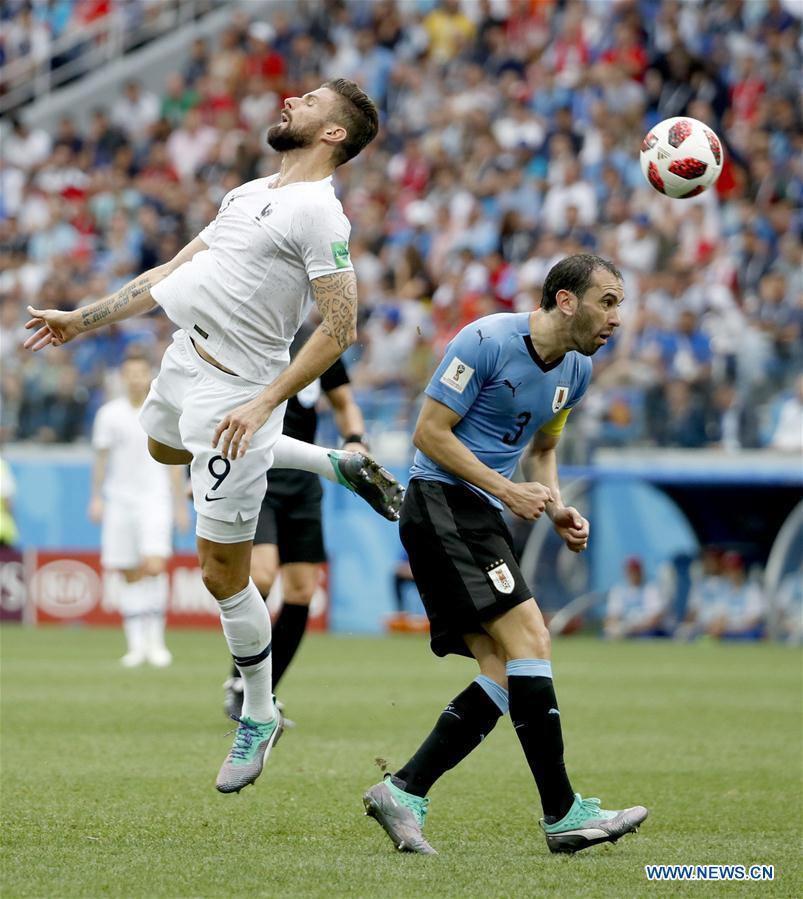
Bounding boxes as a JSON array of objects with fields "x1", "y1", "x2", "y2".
[
  {"x1": 80, "y1": 276, "x2": 153, "y2": 330},
  {"x1": 311, "y1": 272, "x2": 358, "y2": 351}
]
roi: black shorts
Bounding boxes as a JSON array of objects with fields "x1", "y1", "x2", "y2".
[
  {"x1": 399, "y1": 478, "x2": 532, "y2": 658},
  {"x1": 253, "y1": 469, "x2": 325, "y2": 565}
]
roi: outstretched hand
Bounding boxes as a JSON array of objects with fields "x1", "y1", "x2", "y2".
[
  {"x1": 551, "y1": 505, "x2": 590, "y2": 552},
  {"x1": 24, "y1": 306, "x2": 80, "y2": 351},
  {"x1": 213, "y1": 395, "x2": 273, "y2": 460}
]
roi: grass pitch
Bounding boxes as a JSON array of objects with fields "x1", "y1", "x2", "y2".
[{"x1": 1, "y1": 627, "x2": 800, "y2": 898}]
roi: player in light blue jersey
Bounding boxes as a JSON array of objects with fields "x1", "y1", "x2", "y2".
[
  {"x1": 364, "y1": 254, "x2": 648, "y2": 856},
  {"x1": 409, "y1": 311, "x2": 592, "y2": 508}
]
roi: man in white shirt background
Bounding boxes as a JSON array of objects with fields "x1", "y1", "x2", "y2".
[{"x1": 89, "y1": 348, "x2": 189, "y2": 668}]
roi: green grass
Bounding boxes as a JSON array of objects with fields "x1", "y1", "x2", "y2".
[{"x1": 1, "y1": 628, "x2": 801, "y2": 898}]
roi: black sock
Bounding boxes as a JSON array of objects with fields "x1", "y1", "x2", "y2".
[
  {"x1": 394, "y1": 681, "x2": 504, "y2": 797},
  {"x1": 508, "y1": 675, "x2": 574, "y2": 820},
  {"x1": 271, "y1": 603, "x2": 309, "y2": 688}
]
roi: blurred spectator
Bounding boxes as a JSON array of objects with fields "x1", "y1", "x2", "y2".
[
  {"x1": 3, "y1": 2, "x2": 51, "y2": 73},
  {"x1": 677, "y1": 545, "x2": 724, "y2": 639},
  {"x1": 768, "y1": 373, "x2": 803, "y2": 453},
  {"x1": 112, "y1": 80, "x2": 160, "y2": 143},
  {"x1": 160, "y1": 72, "x2": 199, "y2": 127},
  {"x1": 86, "y1": 108, "x2": 128, "y2": 168},
  {"x1": 604, "y1": 557, "x2": 671, "y2": 639},
  {"x1": 705, "y1": 381, "x2": 761, "y2": 450},
  {"x1": 165, "y1": 108, "x2": 218, "y2": 182},
  {"x1": 353, "y1": 305, "x2": 416, "y2": 391},
  {"x1": 423, "y1": 0, "x2": 476, "y2": 63},
  {"x1": 647, "y1": 379, "x2": 708, "y2": 448},
  {"x1": 183, "y1": 37, "x2": 211, "y2": 87},
  {"x1": 3, "y1": 116, "x2": 52, "y2": 171},
  {"x1": 683, "y1": 551, "x2": 765, "y2": 640}
]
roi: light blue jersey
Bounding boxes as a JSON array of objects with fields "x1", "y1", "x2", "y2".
[{"x1": 410, "y1": 313, "x2": 592, "y2": 509}]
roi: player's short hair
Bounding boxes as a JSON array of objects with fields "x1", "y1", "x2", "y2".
[
  {"x1": 541, "y1": 255, "x2": 622, "y2": 310},
  {"x1": 323, "y1": 79, "x2": 379, "y2": 165}
]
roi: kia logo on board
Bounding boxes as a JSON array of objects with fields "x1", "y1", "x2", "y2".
[{"x1": 32, "y1": 560, "x2": 100, "y2": 618}]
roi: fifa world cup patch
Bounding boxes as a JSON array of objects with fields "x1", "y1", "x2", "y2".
[
  {"x1": 331, "y1": 241, "x2": 351, "y2": 269},
  {"x1": 551, "y1": 384, "x2": 570, "y2": 414},
  {"x1": 439, "y1": 356, "x2": 475, "y2": 394},
  {"x1": 485, "y1": 559, "x2": 515, "y2": 594}
]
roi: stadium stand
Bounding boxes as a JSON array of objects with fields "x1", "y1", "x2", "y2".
[{"x1": 1, "y1": 0, "x2": 800, "y2": 462}]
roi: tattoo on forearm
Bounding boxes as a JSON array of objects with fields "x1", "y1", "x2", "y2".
[
  {"x1": 80, "y1": 277, "x2": 153, "y2": 329},
  {"x1": 311, "y1": 272, "x2": 358, "y2": 350}
]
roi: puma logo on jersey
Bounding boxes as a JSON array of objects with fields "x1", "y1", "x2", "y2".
[
  {"x1": 503, "y1": 379, "x2": 522, "y2": 397},
  {"x1": 476, "y1": 328, "x2": 488, "y2": 345}
]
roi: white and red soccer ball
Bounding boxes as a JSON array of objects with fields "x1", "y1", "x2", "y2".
[{"x1": 639, "y1": 116, "x2": 724, "y2": 199}]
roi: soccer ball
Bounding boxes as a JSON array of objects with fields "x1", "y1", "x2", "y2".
[{"x1": 639, "y1": 117, "x2": 723, "y2": 199}]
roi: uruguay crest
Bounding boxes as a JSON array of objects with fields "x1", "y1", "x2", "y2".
[
  {"x1": 486, "y1": 560, "x2": 515, "y2": 594},
  {"x1": 552, "y1": 385, "x2": 569, "y2": 414}
]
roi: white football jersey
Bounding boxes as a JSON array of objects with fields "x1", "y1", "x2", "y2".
[
  {"x1": 151, "y1": 174, "x2": 354, "y2": 384},
  {"x1": 92, "y1": 398, "x2": 172, "y2": 503}
]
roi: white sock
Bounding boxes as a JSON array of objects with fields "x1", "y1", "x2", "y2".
[
  {"x1": 218, "y1": 579, "x2": 274, "y2": 723},
  {"x1": 273, "y1": 435, "x2": 339, "y2": 483},
  {"x1": 143, "y1": 573, "x2": 169, "y2": 652},
  {"x1": 118, "y1": 579, "x2": 148, "y2": 656}
]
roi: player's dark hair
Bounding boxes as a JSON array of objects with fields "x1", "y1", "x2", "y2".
[
  {"x1": 541, "y1": 255, "x2": 622, "y2": 310},
  {"x1": 323, "y1": 79, "x2": 379, "y2": 165}
]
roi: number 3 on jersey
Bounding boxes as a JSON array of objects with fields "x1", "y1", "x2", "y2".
[{"x1": 502, "y1": 411, "x2": 532, "y2": 445}]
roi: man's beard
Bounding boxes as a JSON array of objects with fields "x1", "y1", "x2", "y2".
[
  {"x1": 266, "y1": 120, "x2": 316, "y2": 152},
  {"x1": 570, "y1": 304, "x2": 601, "y2": 356}
]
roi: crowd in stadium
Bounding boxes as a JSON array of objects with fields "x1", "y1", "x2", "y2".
[{"x1": 1, "y1": 0, "x2": 801, "y2": 457}]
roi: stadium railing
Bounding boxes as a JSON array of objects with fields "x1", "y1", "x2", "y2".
[{"x1": 0, "y1": 0, "x2": 223, "y2": 118}]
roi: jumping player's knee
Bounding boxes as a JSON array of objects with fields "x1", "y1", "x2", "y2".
[
  {"x1": 148, "y1": 437, "x2": 192, "y2": 465},
  {"x1": 201, "y1": 551, "x2": 249, "y2": 600}
]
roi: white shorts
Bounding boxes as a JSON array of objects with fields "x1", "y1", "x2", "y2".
[
  {"x1": 139, "y1": 331, "x2": 285, "y2": 540},
  {"x1": 101, "y1": 497, "x2": 172, "y2": 570}
]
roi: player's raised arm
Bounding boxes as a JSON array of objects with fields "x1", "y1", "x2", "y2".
[
  {"x1": 23, "y1": 236, "x2": 208, "y2": 352},
  {"x1": 413, "y1": 397, "x2": 553, "y2": 521},
  {"x1": 212, "y1": 270, "x2": 358, "y2": 460}
]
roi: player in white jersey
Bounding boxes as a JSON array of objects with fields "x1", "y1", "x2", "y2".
[
  {"x1": 89, "y1": 350, "x2": 189, "y2": 668},
  {"x1": 23, "y1": 78, "x2": 391, "y2": 794}
]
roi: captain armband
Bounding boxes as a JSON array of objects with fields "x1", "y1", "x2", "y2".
[{"x1": 538, "y1": 407, "x2": 572, "y2": 438}]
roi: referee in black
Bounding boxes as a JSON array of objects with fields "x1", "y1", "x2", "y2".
[{"x1": 223, "y1": 321, "x2": 369, "y2": 717}]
